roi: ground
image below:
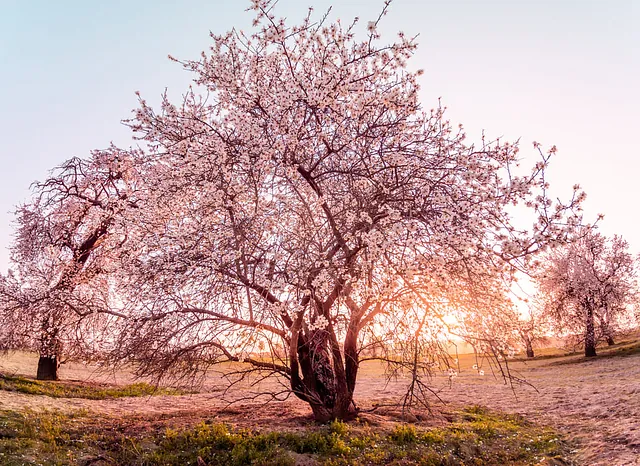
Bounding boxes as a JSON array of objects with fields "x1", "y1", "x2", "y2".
[{"x1": 1, "y1": 340, "x2": 639, "y2": 465}]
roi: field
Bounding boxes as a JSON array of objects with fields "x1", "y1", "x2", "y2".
[{"x1": 1, "y1": 339, "x2": 639, "y2": 466}]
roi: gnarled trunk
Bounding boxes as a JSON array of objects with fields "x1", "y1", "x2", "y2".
[
  {"x1": 289, "y1": 314, "x2": 360, "y2": 422},
  {"x1": 298, "y1": 330, "x2": 358, "y2": 422},
  {"x1": 36, "y1": 354, "x2": 59, "y2": 380}
]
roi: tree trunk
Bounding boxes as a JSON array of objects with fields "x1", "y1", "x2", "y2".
[
  {"x1": 36, "y1": 354, "x2": 59, "y2": 380},
  {"x1": 523, "y1": 335, "x2": 535, "y2": 358},
  {"x1": 599, "y1": 313, "x2": 616, "y2": 346},
  {"x1": 298, "y1": 350, "x2": 358, "y2": 422},
  {"x1": 525, "y1": 343, "x2": 535, "y2": 358},
  {"x1": 584, "y1": 307, "x2": 597, "y2": 358},
  {"x1": 37, "y1": 321, "x2": 62, "y2": 381},
  {"x1": 290, "y1": 325, "x2": 359, "y2": 422}
]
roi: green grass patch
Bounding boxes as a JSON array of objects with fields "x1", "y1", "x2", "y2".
[
  {"x1": 0, "y1": 374, "x2": 186, "y2": 399},
  {"x1": 548, "y1": 340, "x2": 640, "y2": 366},
  {"x1": 0, "y1": 405, "x2": 573, "y2": 465}
]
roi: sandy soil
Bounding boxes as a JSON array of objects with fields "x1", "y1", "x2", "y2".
[{"x1": 1, "y1": 350, "x2": 639, "y2": 465}]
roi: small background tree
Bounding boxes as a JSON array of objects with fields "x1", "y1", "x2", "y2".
[
  {"x1": 0, "y1": 152, "x2": 135, "y2": 379},
  {"x1": 515, "y1": 302, "x2": 553, "y2": 358},
  {"x1": 534, "y1": 230, "x2": 638, "y2": 357}
]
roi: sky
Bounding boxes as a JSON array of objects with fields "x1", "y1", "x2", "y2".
[{"x1": 0, "y1": 0, "x2": 638, "y2": 272}]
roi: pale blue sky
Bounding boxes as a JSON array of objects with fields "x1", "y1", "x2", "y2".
[{"x1": 0, "y1": 0, "x2": 638, "y2": 271}]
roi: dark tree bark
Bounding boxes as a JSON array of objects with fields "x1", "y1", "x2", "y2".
[
  {"x1": 518, "y1": 330, "x2": 535, "y2": 358},
  {"x1": 288, "y1": 313, "x2": 359, "y2": 422},
  {"x1": 525, "y1": 336, "x2": 535, "y2": 358},
  {"x1": 606, "y1": 335, "x2": 615, "y2": 346},
  {"x1": 36, "y1": 354, "x2": 58, "y2": 380},
  {"x1": 584, "y1": 305, "x2": 597, "y2": 358},
  {"x1": 296, "y1": 331, "x2": 358, "y2": 422},
  {"x1": 38, "y1": 321, "x2": 62, "y2": 380}
]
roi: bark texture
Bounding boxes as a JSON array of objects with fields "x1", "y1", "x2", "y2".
[{"x1": 36, "y1": 355, "x2": 58, "y2": 380}]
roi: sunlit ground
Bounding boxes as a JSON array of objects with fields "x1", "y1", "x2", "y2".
[{"x1": 1, "y1": 334, "x2": 639, "y2": 465}]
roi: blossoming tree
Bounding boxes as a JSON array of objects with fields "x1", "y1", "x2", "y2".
[
  {"x1": 0, "y1": 152, "x2": 136, "y2": 379},
  {"x1": 80, "y1": 0, "x2": 589, "y2": 421},
  {"x1": 534, "y1": 230, "x2": 638, "y2": 357}
]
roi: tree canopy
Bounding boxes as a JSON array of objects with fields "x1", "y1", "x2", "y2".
[{"x1": 1, "y1": 1, "x2": 587, "y2": 420}]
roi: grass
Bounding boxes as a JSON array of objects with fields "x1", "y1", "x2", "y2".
[
  {"x1": 548, "y1": 339, "x2": 640, "y2": 366},
  {"x1": 0, "y1": 406, "x2": 573, "y2": 465},
  {"x1": 0, "y1": 374, "x2": 187, "y2": 399},
  {"x1": 508, "y1": 332, "x2": 640, "y2": 364},
  {"x1": 510, "y1": 347, "x2": 574, "y2": 362}
]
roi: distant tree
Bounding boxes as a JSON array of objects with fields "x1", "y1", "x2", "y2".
[
  {"x1": 515, "y1": 303, "x2": 552, "y2": 358},
  {"x1": 0, "y1": 152, "x2": 135, "y2": 379},
  {"x1": 82, "y1": 1, "x2": 586, "y2": 421},
  {"x1": 534, "y1": 231, "x2": 638, "y2": 357}
]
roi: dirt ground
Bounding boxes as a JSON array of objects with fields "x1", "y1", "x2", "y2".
[
  {"x1": 435, "y1": 355, "x2": 640, "y2": 466},
  {"x1": 1, "y1": 348, "x2": 639, "y2": 465}
]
